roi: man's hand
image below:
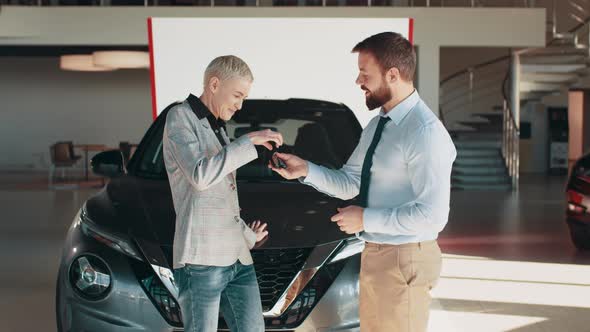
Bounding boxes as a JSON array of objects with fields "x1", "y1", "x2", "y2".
[
  {"x1": 268, "y1": 152, "x2": 309, "y2": 180},
  {"x1": 330, "y1": 206, "x2": 364, "y2": 234},
  {"x1": 248, "y1": 220, "x2": 269, "y2": 242},
  {"x1": 247, "y1": 129, "x2": 284, "y2": 151}
]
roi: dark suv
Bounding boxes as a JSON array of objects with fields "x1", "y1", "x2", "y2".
[{"x1": 56, "y1": 98, "x2": 366, "y2": 331}]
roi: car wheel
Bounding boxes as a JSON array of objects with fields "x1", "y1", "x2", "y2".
[{"x1": 569, "y1": 226, "x2": 590, "y2": 250}]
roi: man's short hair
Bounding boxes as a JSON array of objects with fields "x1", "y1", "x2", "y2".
[
  {"x1": 352, "y1": 32, "x2": 416, "y2": 82},
  {"x1": 203, "y1": 55, "x2": 254, "y2": 87}
]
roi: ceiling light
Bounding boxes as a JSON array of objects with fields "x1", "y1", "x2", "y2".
[
  {"x1": 60, "y1": 55, "x2": 115, "y2": 72},
  {"x1": 92, "y1": 51, "x2": 150, "y2": 69}
]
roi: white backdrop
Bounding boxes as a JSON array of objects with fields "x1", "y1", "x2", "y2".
[{"x1": 148, "y1": 17, "x2": 412, "y2": 127}]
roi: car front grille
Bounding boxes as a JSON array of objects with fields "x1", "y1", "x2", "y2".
[{"x1": 251, "y1": 248, "x2": 313, "y2": 312}]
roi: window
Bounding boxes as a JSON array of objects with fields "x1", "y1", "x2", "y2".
[{"x1": 134, "y1": 102, "x2": 361, "y2": 182}]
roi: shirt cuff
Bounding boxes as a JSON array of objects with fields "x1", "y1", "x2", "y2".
[
  {"x1": 240, "y1": 219, "x2": 257, "y2": 249},
  {"x1": 299, "y1": 161, "x2": 320, "y2": 185}
]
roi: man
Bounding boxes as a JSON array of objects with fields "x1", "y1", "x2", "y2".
[
  {"x1": 270, "y1": 32, "x2": 457, "y2": 332},
  {"x1": 163, "y1": 55, "x2": 283, "y2": 332}
]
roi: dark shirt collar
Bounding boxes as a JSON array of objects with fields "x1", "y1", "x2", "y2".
[{"x1": 186, "y1": 94, "x2": 226, "y2": 131}]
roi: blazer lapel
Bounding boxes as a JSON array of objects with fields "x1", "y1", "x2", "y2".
[
  {"x1": 200, "y1": 120, "x2": 223, "y2": 151},
  {"x1": 220, "y1": 128, "x2": 238, "y2": 182}
]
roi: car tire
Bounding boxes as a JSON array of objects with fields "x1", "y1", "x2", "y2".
[{"x1": 568, "y1": 225, "x2": 590, "y2": 250}]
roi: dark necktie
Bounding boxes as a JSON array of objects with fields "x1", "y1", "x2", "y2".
[{"x1": 358, "y1": 116, "x2": 391, "y2": 208}]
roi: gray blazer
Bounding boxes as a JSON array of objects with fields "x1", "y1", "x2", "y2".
[{"x1": 162, "y1": 94, "x2": 259, "y2": 269}]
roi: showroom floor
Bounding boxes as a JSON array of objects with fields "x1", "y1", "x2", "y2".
[{"x1": 1, "y1": 173, "x2": 589, "y2": 332}]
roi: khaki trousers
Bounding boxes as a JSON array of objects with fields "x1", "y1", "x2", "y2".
[{"x1": 359, "y1": 240, "x2": 442, "y2": 332}]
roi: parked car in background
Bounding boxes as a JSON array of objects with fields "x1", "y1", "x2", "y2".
[{"x1": 566, "y1": 152, "x2": 590, "y2": 250}]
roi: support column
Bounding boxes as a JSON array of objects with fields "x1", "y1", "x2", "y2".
[{"x1": 417, "y1": 44, "x2": 440, "y2": 117}]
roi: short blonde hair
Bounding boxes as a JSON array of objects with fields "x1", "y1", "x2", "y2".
[{"x1": 203, "y1": 55, "x2": 254, "y2": 87}]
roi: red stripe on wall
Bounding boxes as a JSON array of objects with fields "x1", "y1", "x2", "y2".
[
  {"x1": 409, "y1": 18, "x2": 414, "y2": 45},
  {"x1": 147, "y1": 17, "x2": 158, "y2": 121}
]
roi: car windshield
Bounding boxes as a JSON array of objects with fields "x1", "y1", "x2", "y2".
[{"x1": 133, "y1": 100, "x2": 362, "y2": 182}]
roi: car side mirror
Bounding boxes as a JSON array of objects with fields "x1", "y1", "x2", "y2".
[{"x1": 91, "y1": 150, "x2": 126, "y2": 178}]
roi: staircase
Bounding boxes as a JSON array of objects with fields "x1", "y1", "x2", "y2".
[
  {"x1": 450, "y1": 111, "x2": 511, "y2": 190},
  {"x1": 440, "y1": 6, "x2": 590, "y2": 190},
  {"x1": 441, "y1": 59, "x2": 513, "y2": 190}
]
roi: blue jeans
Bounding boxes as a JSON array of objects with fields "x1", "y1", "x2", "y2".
[{"x1": 174, "y1": 261, "x2": 265, "y2": 332}]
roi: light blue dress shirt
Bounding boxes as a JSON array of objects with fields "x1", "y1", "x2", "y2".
[{"x1": 302, "y1": 90, "x2": 457, "y2": 245}]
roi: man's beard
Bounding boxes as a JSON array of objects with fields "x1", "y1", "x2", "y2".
[{"x1": 364, "y1": 83, "x2": 392, "y2": 111}]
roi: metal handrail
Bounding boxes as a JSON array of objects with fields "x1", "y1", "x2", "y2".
[
  {"x1": 550, "y1": 0, "x2": 590, "y2": 43},
  {"x1": 502, "y1": 99, "x2": 519, "y2": 190},
  {"x1": 440, "y1": 57, "x2": 510, "y2": 128},
  {"x1": 0, "y1": 0, "x2": 541, "y2": 8},
  {"x1": 440, "y1": 59, "x2": 508, "y2": 132},
  {"x1": 502, "y1": 1, "x2": 590, "y2": 190},
  {"x1": 441, "y1": 83, "x2": 504, "y2": 119},
  {"x1": 442, "y1": 71, "x2": 506, "y2": 102},
  {"x1": 437, "y1": 0, "x2": 590, "y2": 191},
  {"x1": 440, "y1": 55, "x2": 510, "y2": 87},
  {"x1": 440, "y1": 0, "x2": 590, "y2": 128}
]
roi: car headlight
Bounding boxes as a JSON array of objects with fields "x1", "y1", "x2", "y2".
[
  {"x1": 329, "y1": 237, "x2": 364, "y2": 264},
  {"x1": 78, "y1": 204, "x2": 143, "y2": 261},
  {"x1": 69, "y1": 254, "x2": 112, "y2": 300}
]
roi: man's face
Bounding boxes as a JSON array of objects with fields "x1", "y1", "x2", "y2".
[
  {"x1": 355, "y1": 52, "x2": 392, "y2": 111},
  {"x1": 212, "y1": 77, "x2": 252, "y2": 121}
]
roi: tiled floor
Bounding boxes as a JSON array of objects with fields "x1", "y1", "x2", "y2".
[
  {"x1": 1, "y1": 173, "x2": 589, "y2": 332},
  {"x1": 432, "y1": 175, "x2": 590, "y2": 332},
  {"x1": 0, "y1": 188, "x2": 96, "y2": 332}
]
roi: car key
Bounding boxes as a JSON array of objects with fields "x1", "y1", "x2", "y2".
[
  {"x1": 270, "y1": 142, "x2": 287, "y2": 169},
  {"x1": 272, "y1": 153, "x2": 288, "y2": 169}
]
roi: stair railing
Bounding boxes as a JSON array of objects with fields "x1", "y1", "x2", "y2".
[
  {"x1": 502, "y1": 98, "x2": 519, "y2": 191},
  {"x1": 440, "y1": 56, "x2": 509, "y2": 132}
]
